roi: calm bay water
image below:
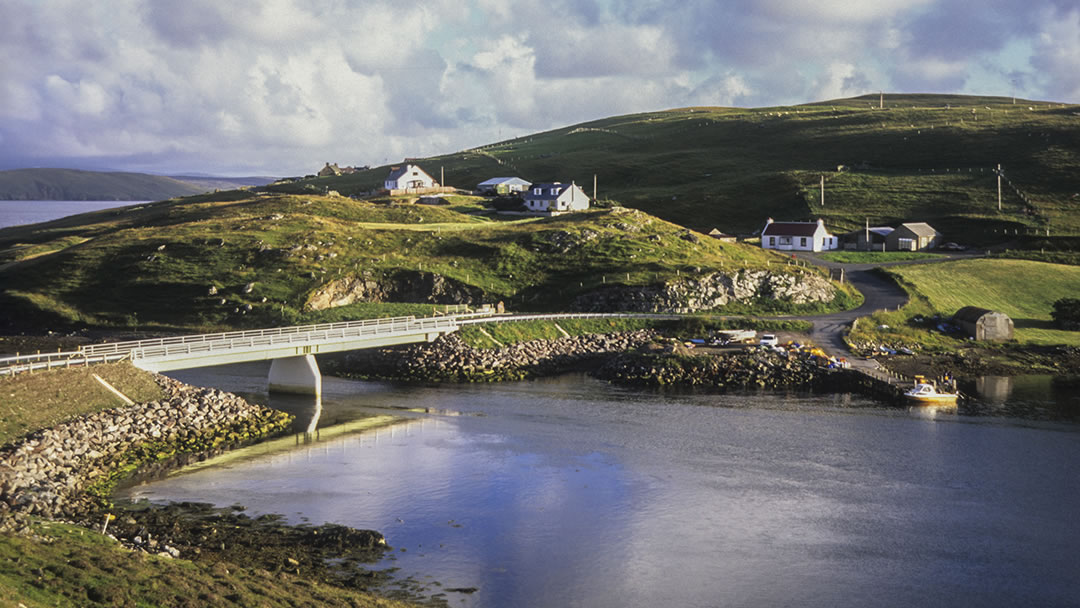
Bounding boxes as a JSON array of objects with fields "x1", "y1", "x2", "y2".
[
  {"x1": 118, "y1": 364, "x2": 1080, "y2": 608},
  {"x1": 0, "y1": 200, "x2": 145, "y2": 229}
]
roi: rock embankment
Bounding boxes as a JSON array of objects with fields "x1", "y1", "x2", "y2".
[
  {"x1": 572, "y1": 270, "x2": 836, "y2": 313},
  {"x1": 341, "y1": 330, "x2": 659, "y2": 381},
  {"x1": 0, "y1": 375, "x2": 293, "y2": 522},
  {"x1": 594, "y1": 348, "x2": 833, "y2": 389}
]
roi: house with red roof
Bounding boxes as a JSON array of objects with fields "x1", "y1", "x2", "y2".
[{"x1": 760, "y1": 218, "x2": 838, "y2": 252}]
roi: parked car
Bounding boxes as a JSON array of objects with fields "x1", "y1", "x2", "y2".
[
  {"x1": 938, "y1": 242, "x2": 967, "y2": 251},
  {"x1": 758, "y1": 334, "x2": 778, "y2": 347}
]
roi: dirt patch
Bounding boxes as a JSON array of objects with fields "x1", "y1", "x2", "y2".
[{"x1": 880, "y1": 345, "x2": 1080, "y2": 379}]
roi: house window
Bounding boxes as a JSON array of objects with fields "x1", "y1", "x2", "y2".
[
  {"x1": 534, "y1": 188, "x2": 541, "y2": 195},
  {"x1": 769, "y1": 237, "x2": 775, "y2": 246},
  {"x1": 779, "y1": 236, "x2": 791, "y2": 245},
  {"x1": 800, "y1": 237, "x2": 807, "y2": 247},
  {"x1": 898, "y1": 238, "x2": 914, "y2": 250}
]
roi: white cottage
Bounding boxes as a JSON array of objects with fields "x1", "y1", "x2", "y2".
[
  {"x1": 522, "y1": 182, "x2": 590, "y2": 215},
  {"x1": 384, "y1": 164, "x2": 437, "y2": 191},
  {"x1": 760, "y1": 218, "x2": 838, "y2": 252}
]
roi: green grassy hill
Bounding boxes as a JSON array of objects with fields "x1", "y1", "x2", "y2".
[
  {"x1": 0, "y1": 191, "x2": 822, "y2": 331},
  {"x1": 272, "y1": 94, "x2": 1080, "y2": 243}
]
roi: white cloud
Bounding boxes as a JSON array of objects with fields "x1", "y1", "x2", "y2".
[
  {"x1": 1031, "y1": 7, "x2": 1080, "y2": 101},
  {"x1": 0, "y1": 0, "x2": 1074, "y2": 175}
]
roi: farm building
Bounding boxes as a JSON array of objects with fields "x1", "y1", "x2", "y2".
[
  {"x1": 887, "y1": 222, "x2": 942, "y2": 251},
  {"x1": 708, "y1": 228, "x2": 737, "y2": 242},
  {"x1": 384, "y1": 164, "x2": 438, "y2": 191},
  {"x1": 521, "y1": 182, "x2": 590, "y2": 215},
  {"x1": 953, "y1": 306, "x2": 1014, "y2": 341},
  {"x1": 478, "y1": 177, "x2": 532, "y2": 195},
  {"x1": 760, "y1": 218, "x2": 839, "y2": 252}
]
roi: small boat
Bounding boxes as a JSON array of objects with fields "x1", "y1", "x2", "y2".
[{"x1": 904, "y1": 375, "x2": 959, "y2": 405}]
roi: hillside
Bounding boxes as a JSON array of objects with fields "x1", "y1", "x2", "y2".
[
  {"x1": 0, "y1": 190, "x2": 846, "y2": 331},
  {"x1": 0, "y1": 168, "x2": 274, "y2": 201},
  {"x1": 270, "y1": 94, "x2": 1080, "y2": 243}
]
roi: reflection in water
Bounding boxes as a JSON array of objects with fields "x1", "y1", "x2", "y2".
[
  {"x1": 965, "y1": 374, "x2": 1080, "y2": 421},
  {"x1": 124, "y1": 368, "x2": 1080, "y2": 608},
  {"x1": 976, "y1": 376, "x2": 1014, "y2": 403}
]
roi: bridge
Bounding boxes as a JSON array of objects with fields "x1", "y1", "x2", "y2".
[{"x1": 0, "y1": 313, "x2": 490, "y2": 396}]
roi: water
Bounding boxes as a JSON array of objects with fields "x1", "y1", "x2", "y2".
[
  {"x1": 0, "y1": 200, "x2": 145, "y2": 229},
  {"x1": 117, "y1": 364, "x2": 1080, "y2": 607}
]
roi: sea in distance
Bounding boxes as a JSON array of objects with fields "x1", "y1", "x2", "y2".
[{"x1": 0, "y1": 200, "x2": 145, "y2": 229}]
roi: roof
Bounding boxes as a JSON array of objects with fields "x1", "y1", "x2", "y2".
[
  {"x1": 478, "y1": 177, "x2": 531, "y2": 187},
  {"x1": 526, "y1": 182, "x2": 577, "y2": 201},
  {"x1": 843, "y1": 227, "x2": 893, "y2": 238},
  {"x1": 708, "y1": 228, "x2": 736, "y2": 238},
  {"x1": 897, "y1": 222, "x2": 940, "y2": 237},
  {"x1": 385, "y1": 164, "x2": 430, "y2": 181},
  {"x1": 953, "y1": 306, "x2": 1010, "y2": 323},
  {"x1": 762, "y1": 222, "x2": 822, "y2": 237}
]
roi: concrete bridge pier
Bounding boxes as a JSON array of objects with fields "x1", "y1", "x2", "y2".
[{"x1": 269, "y1": 355, "x2": 322, "y2": 397}]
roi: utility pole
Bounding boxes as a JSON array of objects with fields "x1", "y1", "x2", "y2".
[
  {"x1": 879, "y1": 91, "x2": 884, "y2": 109},
  {"x1": 593, "y1": 174, "x2": 597, "y2": 201},
  {"x1": 997, "y1": 163, "x2": 1002, "y2": 211},
  {"x1": 865, "y1": 217, "x2": 870, "y2": 251},
  {"x1": 440, "y1": 166, "x2": 444, "y2": 187},
  {"x1": 820, "y1": 175, "x2": 825, "y2": 206}
]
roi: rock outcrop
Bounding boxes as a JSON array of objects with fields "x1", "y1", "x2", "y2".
[
  {"x1": 307, "y1": 271, "x2": 484, "y2": 310},
  {"x1": 571, "y1": 270, "x2": 836, "y2": 313}
]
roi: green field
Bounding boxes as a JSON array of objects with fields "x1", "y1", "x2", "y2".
[
  {"x1": 271, "y1": 94, "x2": 1080, "y2": 243},
  {"x1": 818, "y1": 251, "x2": 944, "y2": 263},
  {"x1": 854, "y1": 259, "x2": 1080, "y2": 347}
]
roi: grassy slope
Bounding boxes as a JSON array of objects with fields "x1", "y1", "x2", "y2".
[
  {"x1": 0, "y1": 520, "x2": 414, "y2": 608},
  {"x1": 852, "y1": 259, "x2": 1080, "y2": 347},
  {"x1": 887, "y1": 259, "x2": 1080, "y2": 344},
  {"x1": 0, "y1": 362, "x2": 164, "y2": 447},
  {"x1": 0, "y1": 168, "x2": 210, "y2": 201},
  {"x1": 0, "y1": 191, "x2": 799, "y2": 330},
  {"x1": 269, "y1": 94, "x2": 1080, "y2": 242}
]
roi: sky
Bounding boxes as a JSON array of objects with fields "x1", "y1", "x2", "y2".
[{"x1": 1, "y1": 0, "x2": 1078, "y2": 177}]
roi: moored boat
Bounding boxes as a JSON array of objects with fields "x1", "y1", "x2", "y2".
[{"x1": 904, "y1": 375, "x2": 959, "y2": 405}]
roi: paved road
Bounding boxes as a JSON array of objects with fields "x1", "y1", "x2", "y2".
[
  {"x1": 786, "y1": 251, "x2": 982, "y2": 369},
  {"x1": 786, "y1": 249, "x2": 989, "y2": 369}
]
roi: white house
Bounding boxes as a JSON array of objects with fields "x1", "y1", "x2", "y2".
[
  {"x1": 477, "y1": 177, "x2": 532, "y2": 195},
  {"x1": 384, "y1": 164, "x2": 437, "y2": 191},
  {"x1": 522, "y1": 182, "x2": 590, "y2": 215},
  {"x1": 760, "y1": 218, "x2": 838, "y2": 252}
]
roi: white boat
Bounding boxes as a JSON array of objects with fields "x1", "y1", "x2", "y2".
[{"x1": 903, "y1": 376, "x2": 959, "y2": 405}]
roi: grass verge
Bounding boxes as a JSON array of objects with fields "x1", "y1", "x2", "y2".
[{"x1": 0, "y1": 362, "x2": 163, "y2": 447}]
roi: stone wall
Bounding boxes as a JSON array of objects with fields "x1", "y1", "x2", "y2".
[{"x1": 0, "y1": 376, "x2": 292, "y2": 521}]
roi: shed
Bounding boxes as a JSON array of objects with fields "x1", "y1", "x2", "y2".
[
  {"x1": 886, "y1": 222, "x2": 942, "y2": 251},
  {"x1": 708, "y1": 228, "x2": 737, "y2": 242},
  {"x1": 953, "y1": 306, "x2": 1014, "y2": 341}
]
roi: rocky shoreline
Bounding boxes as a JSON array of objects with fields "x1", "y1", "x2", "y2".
[
  {"x1": 337, "y1": 329, "x2": 661, "y2": 382},
  {"x1": 336, "y1": 329, "x2": 844, "y2": 393},
  {"x1": 0, "y1": 375, "x2": 293, "y2": 523}
]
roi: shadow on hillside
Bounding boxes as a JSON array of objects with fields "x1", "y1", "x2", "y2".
[{"x1": 1012, "y1": 318, "x2": 1055, "y2": 330}]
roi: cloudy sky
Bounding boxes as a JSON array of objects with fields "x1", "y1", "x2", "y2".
[{"x1": 1, "y1": 0, "x2": 1078, "y2": 176}]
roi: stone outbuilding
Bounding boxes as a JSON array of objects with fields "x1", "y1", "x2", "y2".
[{"x1": 953, "y1": 306, "x2": 1014, "y2": 341}]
